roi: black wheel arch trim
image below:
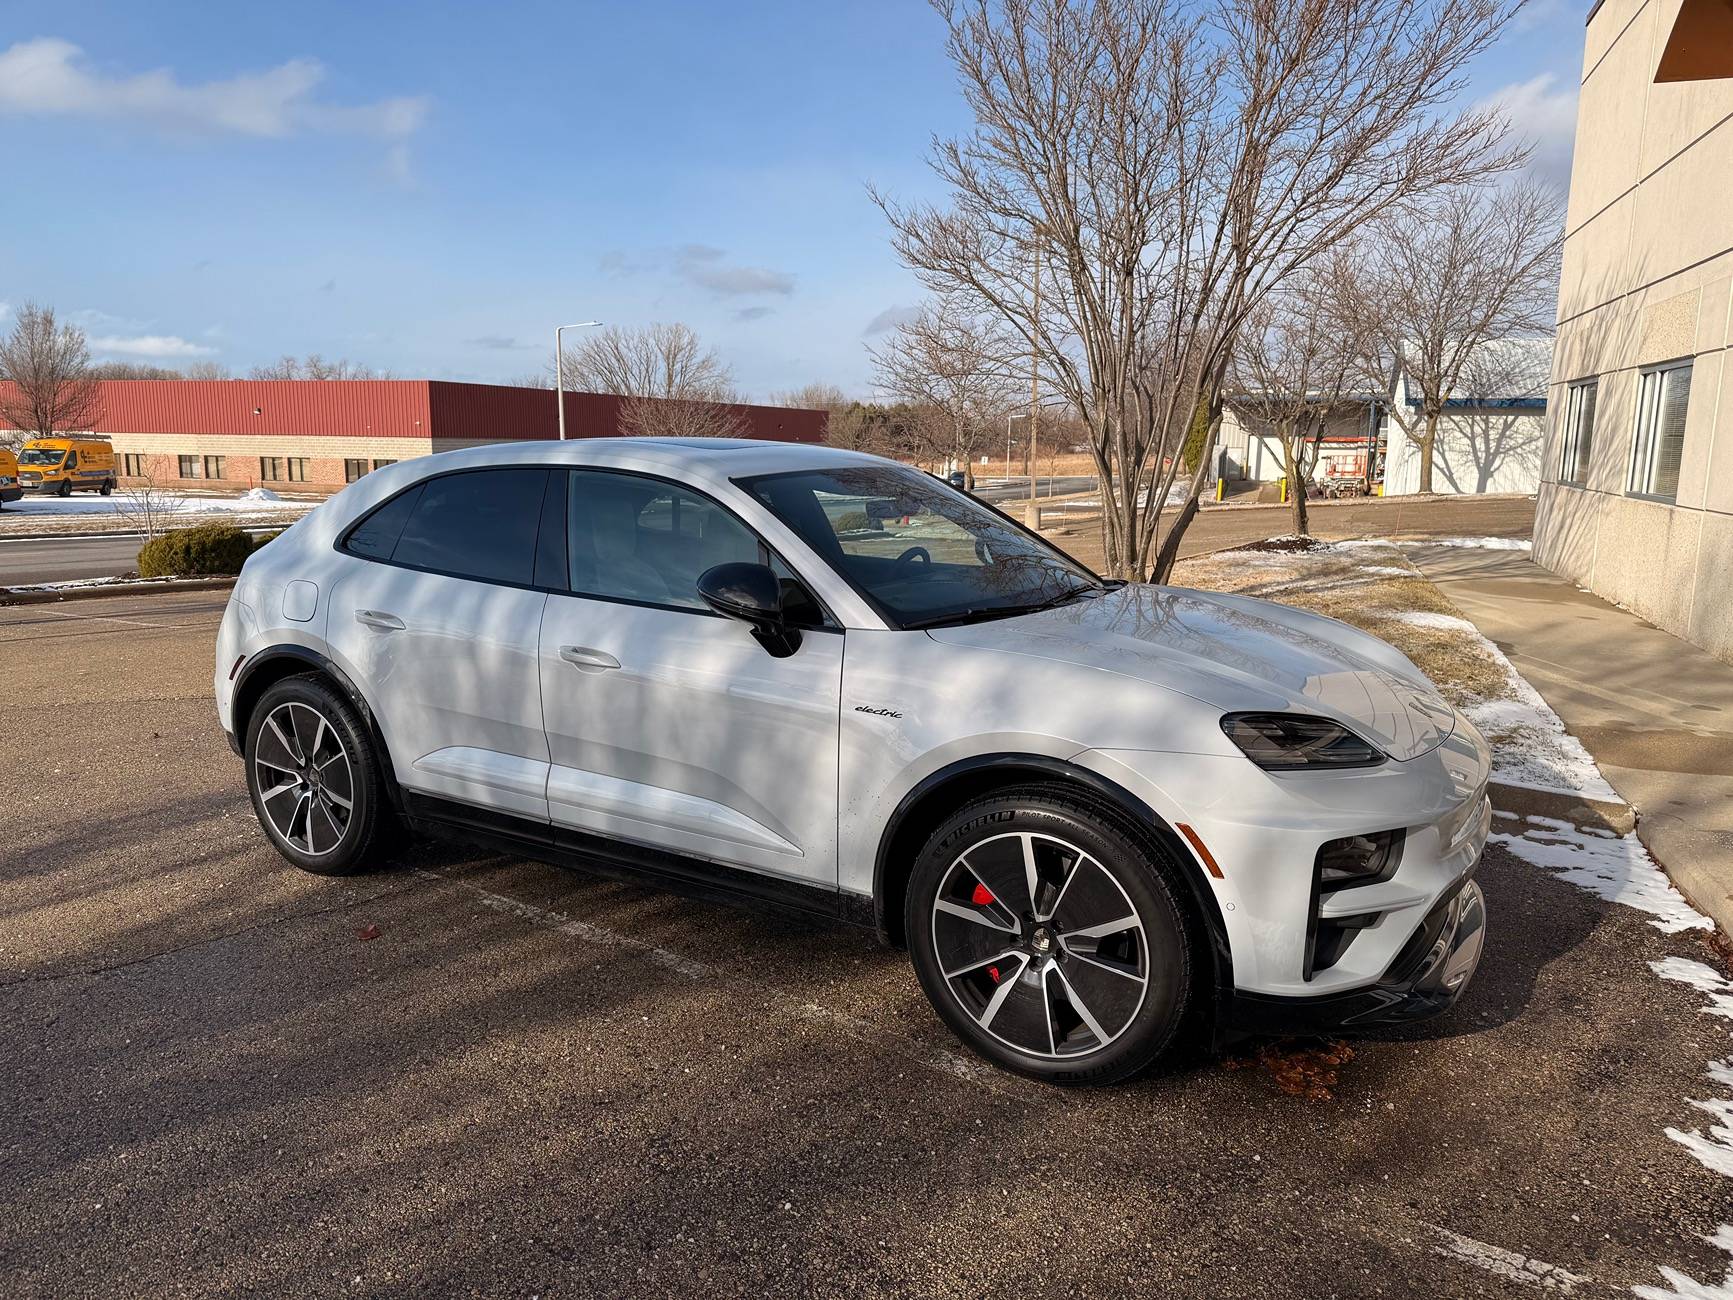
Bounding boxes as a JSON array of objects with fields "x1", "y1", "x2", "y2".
[
  {"x1": 231, "y1": 645, "x2": 402, "y2": 813},
  {"x1": 870, "y1": 752, "x2": 1234, "y2": 1005}
]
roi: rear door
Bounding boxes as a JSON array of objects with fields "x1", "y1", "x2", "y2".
[
  {"x1": 324, "y1": 467, "x2": 559, "y2": 820},
  {"x1": 537, "y1": 469, "x2": 843, "y2": 887}
]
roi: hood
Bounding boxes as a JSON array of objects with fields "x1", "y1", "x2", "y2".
[{"x1": 927, "y1": 583, "x2": 1456, "y2": 761}]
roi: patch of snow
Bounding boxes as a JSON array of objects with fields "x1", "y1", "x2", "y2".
[
  {"x1": 1385, "y1": 609, "x2": 1619, "y2": 800},
  {"x1": 0, "y1": 493, "x2": 313, "y2": 521},
  {"x1": 1407, "y1": 535, "x2": 1533, "y2": 551},
  {"x1": 1491, "y1": 813, "x2": 1709, "y2": 933},
  {"x1": 1635, "y1": 1226, "x2": 1733, "y2": 1300},
  {"x1": 1652, "y1": 958, "x2": 1733, "y2": 1019},
  {"x1": 1392, "y1": 610, "x2": 1481, "y2": 633}
]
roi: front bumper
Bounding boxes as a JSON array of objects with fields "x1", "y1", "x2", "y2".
[{"x1": 1224, "y1": 873, "x2": 1486, "y2": 1036}]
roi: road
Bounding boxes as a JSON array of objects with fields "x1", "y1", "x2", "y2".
[
  {"x1": 972, "y1": 474, "x2": 1096, "y2": 503},
  {"x1": 2, "y1": 592, "x2": 1729, "y2": 1298},
  {"x1": 0, "y1": 527, "x2": 281, "y2": 587},
  {"x1": 0, "y1": 494, "x2": 1535, "y2": 588}
]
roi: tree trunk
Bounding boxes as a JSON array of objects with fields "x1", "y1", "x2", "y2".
[
  {"x1": 1282, "y1": 436, "x2": 1310, "y2": 536},
  {"x1": 1149, "y1": 492, "x2": 1199, "y2": 585},
  {"x1": 1417, "y1": 410, "x2": 1439, "y2": 494}
]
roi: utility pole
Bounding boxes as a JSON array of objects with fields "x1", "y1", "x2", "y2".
[{"x1": 554, "y1": 321, "x2": 602, "y2": 440}]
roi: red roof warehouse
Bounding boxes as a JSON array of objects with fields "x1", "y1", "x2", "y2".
[{"x1": 0, "y1": 379, "x2": 827, "y2": 493}]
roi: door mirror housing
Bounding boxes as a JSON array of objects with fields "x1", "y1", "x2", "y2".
[{"x1": 696, "y1": 562, "x2": 802, "y2": 658}]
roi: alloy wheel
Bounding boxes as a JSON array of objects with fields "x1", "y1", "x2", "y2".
[
  {"x1": 253, "y1": 701, "x2": 355, "y2": 857},
  {"x1": 930, "y1": 831, "x2": 1149, "y2": 1059}
]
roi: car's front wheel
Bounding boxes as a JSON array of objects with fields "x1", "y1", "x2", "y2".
[
  {"x1": 906, "y1": 785, "x2": 1194, "y2": 1085},
  {"x1": 244, "y1": 675, "x2": 389, "y2": 875}
]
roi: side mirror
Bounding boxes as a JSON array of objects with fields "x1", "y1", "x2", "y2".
[{"x1": 696, "y1": 562, "x2": 802, "y2": 658}]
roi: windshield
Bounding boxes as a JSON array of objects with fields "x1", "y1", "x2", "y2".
[
  {"x1": 738, "y1": 463, "x2": 1102, "y2": 629},
  {"x1": 19, "y1": 448, "x2": 65, "y2": 466}
]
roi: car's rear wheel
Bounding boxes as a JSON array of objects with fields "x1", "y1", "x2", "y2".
[
  {"x1": 245, "y1": 675, "x2": 389, "y2": 875},
  {"x1": 906, "y1": 785, "x2": 1193, "y2": 1085},
  {"x1": 100, "y1": 479, "x2": 113, "y2": 496}
]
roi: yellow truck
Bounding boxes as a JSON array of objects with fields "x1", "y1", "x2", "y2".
[
  {"x1": 0, "y1": 448, "x2": 20, "y2": 508},
  {"x1": 17, "y1": 437, "x2": 118, "y2": 497}
]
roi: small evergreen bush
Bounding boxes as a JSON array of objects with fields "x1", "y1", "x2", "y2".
[{"x1": 137, "y1": 522, "x2": 258, "y2": 578}]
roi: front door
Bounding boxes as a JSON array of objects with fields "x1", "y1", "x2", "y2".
[{"x1": 537, "y1": 470, "x2": 843, "y2": 888}]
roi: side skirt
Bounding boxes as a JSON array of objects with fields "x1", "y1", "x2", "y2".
[{"x1": 401, "y1": 791, "x2": 874, "y2": 930}]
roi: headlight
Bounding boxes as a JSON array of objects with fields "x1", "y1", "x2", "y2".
[{"x1": 1220, "y1": 712, "x2": 1384, "y2": 770}]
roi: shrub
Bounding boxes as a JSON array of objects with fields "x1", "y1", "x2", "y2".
[
  {"x1": 137, "y1": 522, "x2": 258, "y2": 578},
  {"x1": 250, "y1": 530, "x2": 283, "y2": 549}
]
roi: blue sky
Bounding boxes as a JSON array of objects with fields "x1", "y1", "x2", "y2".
[{"x1": 0, "y1": 0, "x2": 1585, "y2": 398}]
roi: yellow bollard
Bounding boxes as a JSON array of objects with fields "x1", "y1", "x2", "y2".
[
  {"x1": 1279, "y1": 476, "x2": 1288, "y2": 503},
  {"x1": 1215, "y1": 477, "x2": 1225, "y2": 502}
]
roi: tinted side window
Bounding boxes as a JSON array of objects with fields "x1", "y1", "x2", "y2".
[
  {"x1": 567, "y1": 471, "x2": 761, "y2": 610},
  {"x1": 389, "y1": 470, "x2": 549, "y2": 585},
  {"x1": 344, "y1": 485, "x2": 423, "y2": 560}
]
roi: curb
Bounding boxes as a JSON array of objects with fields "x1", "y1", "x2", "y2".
[
  {"x1": 1487, "y1": 781, "x2": 1637, "y2": 836},
  {"x1": 0, "y1": 577, "x2": 238, "y2": 607}
]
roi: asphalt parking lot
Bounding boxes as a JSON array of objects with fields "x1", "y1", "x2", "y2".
[{"x1": 3, "y1": 593, "x2": 1730, "y2": 1298}]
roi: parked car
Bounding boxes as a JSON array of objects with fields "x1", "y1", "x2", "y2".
[
  {"x1": 214, "y1": 439, "x2": 1489, "y2": 1085},
  {"x1": 0, "y1": 449, "x2": 20, "y2": 508},
  {"x1": 947, "y1": 469, "x2": 968, "y2": 490},
  {"x1": 17, "y1": 437, "x2": 117, "y2": 496}
]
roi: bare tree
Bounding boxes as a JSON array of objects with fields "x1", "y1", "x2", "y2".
[
  {"x1": 0, "y1": 302, "x2": 104, "y2": 450},
  {"x1": 876, "y1": 0, "x2": 1524, "y2": 580},
  {"x1": 1332, "y1": 182, "x2": 1564, "y2": 494},
  {"x1": 558, "y1": 323, "x2": 749, "y2": 438},
  {"x1": 870, "y1": 298, "x2": 1019, "y2": 484},
  {"x1": 118, "y1": 472, "x2": 175, "y2": 540},
  {"x1": 1228, "y1": 276, "x2": 1360, "y2": 535},
  {"x1": 769, "y1": 383, "x2": 863, "y2": 448},
  {"x1": 249, "y1": 355, "x2": 388, "y2": 380},
  {"x1": 183, "y1": 361, "x2": 233, "y2": 380}
]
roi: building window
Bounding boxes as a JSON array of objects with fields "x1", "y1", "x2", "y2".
[
  {"x1": 123, "y1": 453, "x2": 144, "y2": 477},
  {"x1": 1558, "y1": 379, "x2": 1598, "y2": 486},
  {"x1": 372, "y1": 458, "x2": 397, "y2": 471},
  {"x1": 259, "y1": 457, "x2": 283, "y2": 482},
  {"x1": 1629, "y1": 361, "x2": 1692, "y2": 500},
  {"x1": 286, "y1": 458, "x2": 308, "y2": 483},
  {"x1": 344, "y1": 458, "x2": 369, "y2": 483},
  {"x1": 178, "y1": 454, "x2": 201, "y2": 479},
  {"x1": 204, "y1": 455, "x2": 226, "y2": 480}
]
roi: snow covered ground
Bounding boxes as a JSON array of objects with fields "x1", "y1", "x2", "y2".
[{"x1": 0, "y1": 487, "x2": 316, "y2": 522}]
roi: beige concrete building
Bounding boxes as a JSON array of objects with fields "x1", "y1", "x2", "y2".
[{"x1": 1535, "y1": 0, "x2": 1733, "y2": 662}]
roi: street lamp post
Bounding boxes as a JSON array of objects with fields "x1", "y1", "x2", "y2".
[{"x1": 554, "y1": 321, "x2": 602, "y2": 440}]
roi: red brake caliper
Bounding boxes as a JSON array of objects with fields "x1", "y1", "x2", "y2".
[{"x1": 971, "y1": 882, "x2": 996, "y2": 907}]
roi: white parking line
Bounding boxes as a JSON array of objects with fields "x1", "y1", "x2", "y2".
[
  {"x1": 416, "y1": 866, "x2": 1042, "y2": 1101},
  {"x1": 1426, "y1": 1225, "x2": 1589, "y2": 1292}
]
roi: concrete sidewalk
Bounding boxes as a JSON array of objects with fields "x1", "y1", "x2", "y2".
[{"x1": 1409, "y1": 544, "x2": 1733, "y2": 937}]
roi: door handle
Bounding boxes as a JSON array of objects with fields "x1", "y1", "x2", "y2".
[
  {"x1": 355, "y1": 609, "x2": 405, "y2": 631},
  {"x1": 559, "y1": 645, "x2": 621, "y2": 673}
]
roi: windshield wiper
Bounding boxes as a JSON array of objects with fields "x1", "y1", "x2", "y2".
[{"x1": 903, "y1": 582, "x2": 1102, "y2": 630}]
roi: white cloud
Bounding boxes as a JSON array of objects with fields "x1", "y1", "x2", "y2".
[
  {"x1": 863, "y1": 304, "x2": 920, "y2": 337},
  {"x1": 1479, "y1": 72, "x2": 1579, "y2": 188},
  {"x1": 0, "y1": 38, "x2": 428, "y2": 142},
  {"x1": 674, "y1": 245, "x2": 795, "y2": 297},
  {"x1": 89, "y1": 334, "x2": 217, "y2": 359}
]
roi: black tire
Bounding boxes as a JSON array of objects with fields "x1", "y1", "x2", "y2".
[
  {"x1": 905, "y1": 784, "x2": 1194, "y2": 1086},
  {"x1": 100, "y1": 479, "x2": 113, "y2": 496},
  {"x1": 56, "y1": 479, "x2": 71, "y2": 498},
  {"x1": 244, "y1": 674, "x2": 390, "y2": 876}
]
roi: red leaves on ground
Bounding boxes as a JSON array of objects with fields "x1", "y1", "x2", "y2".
[{"x1": 1222, "y1": 1039, "x2": 1355, "y2": 1100}]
